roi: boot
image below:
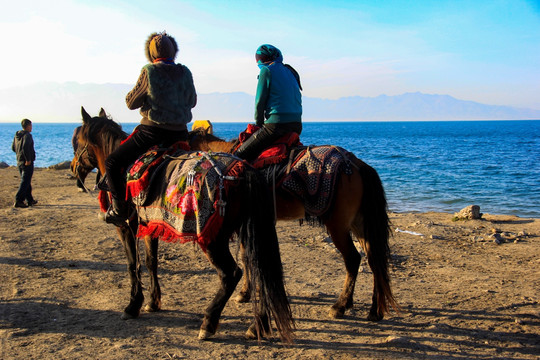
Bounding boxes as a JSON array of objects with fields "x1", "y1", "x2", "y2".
[
  {"x1": 13, "y1": 201, "x2": 28, "y2": 208},
  {"x1": 104, "y1": 198, "x2": 129, "y2": 226}
]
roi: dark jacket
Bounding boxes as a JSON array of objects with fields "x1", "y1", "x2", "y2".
[{"x1": 12, "y1": 130, "x2": 36, "y2": 165}]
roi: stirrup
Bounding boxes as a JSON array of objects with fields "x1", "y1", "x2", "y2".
[
  {"x1": 96, "y1": 174, "x2": 110, "y2": 192},
  {"x1": 104, "y1": 207, "x2": 128, "y2": 226}
]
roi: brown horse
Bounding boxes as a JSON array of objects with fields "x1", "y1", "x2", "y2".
[
  {"x1": 189, "y1": 128, "x2": 398, "y2": 321},
  {"x1": 72, "y1": 107, "x2": 294, "y2": 342}
]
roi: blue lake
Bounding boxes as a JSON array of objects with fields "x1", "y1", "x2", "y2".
[{"x1": 1, "y1": 120, "x2": 538, "y2": 217}]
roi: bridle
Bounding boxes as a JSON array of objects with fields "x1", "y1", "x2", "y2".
[{"x1": 72, "y1": 143, "x2": 96, "y2": 194}]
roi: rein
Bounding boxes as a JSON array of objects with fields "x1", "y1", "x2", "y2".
[{"x1": 73, "y1": 143, "x2": 95, "y2": 195}]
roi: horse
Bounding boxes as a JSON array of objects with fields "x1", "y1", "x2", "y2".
[
  {"x1": 71, "y1": 107, "x2": 294, "y2": 342},
  {"x1": 189, "y1": 127, "x2": 398, "y2": 321}
]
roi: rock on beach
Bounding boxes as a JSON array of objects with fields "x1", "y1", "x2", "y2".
[
  {"x1": 454, "y1": 205, "x2": 482, "y2": 220},
  {"x1": 47, "y1": 161, "x2": 72, "y2": 170}
]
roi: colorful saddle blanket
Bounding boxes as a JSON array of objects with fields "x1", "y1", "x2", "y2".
[
  {"x1": 236, "y1": 124, "x2": 302, "y2": 169},
  {"x1": 96, "y1": 141, "x2": 190, "y2": 212},
  {"x1": 125, "y1": 141, "x2": 190, "y2": 205},
  {"x1": 136, "y1": 152, "x2": 245, "y2": 251},
  {"x1": 281, "y1": 146, "x2": 353, "y2": 217}
]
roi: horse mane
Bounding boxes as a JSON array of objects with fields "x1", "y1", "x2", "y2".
[
  {"x1": 190, "y1": 128, "x2": 227, "y2": 142},
  {"x1": 83, "y1": 115, "x2": 128, "y2": 156},
  {"x1": 189, "y1": 128, "x2": 236, "y2": 152}
]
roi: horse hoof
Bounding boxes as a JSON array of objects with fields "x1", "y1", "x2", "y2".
[
  {"x1": 235, "y1": 293, "x2": 250, "y2": 303},
  {"x1": 198, "y1": 329, "x2": 214, "y2": 340},
  {"x1": 329, "y1": 307, "x2": 345, "y2": 319},
  {"x1": 367, "y1": 312, "x2": 383, "y2": 322},
  {"x1": 245, "y1": 326, "x2": 258, "y2": 340},
  {"x1": 121, "y1": 312, "x2": 137, "y2": 320},
  {"x1": 144, "y1": 303, "x2": 160, "y2": 312}
]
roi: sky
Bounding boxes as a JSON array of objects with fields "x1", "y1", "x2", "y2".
[{"x1": 1, "y1": 0, "x2": 539, "y2": 109}]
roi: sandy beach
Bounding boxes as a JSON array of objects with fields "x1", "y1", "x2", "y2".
[{"x1": 0, "y1": 166, "x2": 538, "y2": 359}]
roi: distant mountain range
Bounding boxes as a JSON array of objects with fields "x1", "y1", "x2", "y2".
[{"x1": 1, "y1": 82, "x2": 539, "y2": 123}]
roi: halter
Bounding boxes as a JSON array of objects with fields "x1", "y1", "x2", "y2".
[{"x1": 72, "y1": 143, "x2": 95, "y2": 194}]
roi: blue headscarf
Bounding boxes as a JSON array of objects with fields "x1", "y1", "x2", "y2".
[
  {"x1": 255, "y1": 44, "x2": 302, "y2": 90},
  {"x1": 256, "y1": 44, "x2": 283, "y2": 67}
]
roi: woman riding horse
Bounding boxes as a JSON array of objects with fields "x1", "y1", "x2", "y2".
[
  {"x1": 234, "y1": 44, "x2": 303, "y2": 161},
  {"x1": 104, "y1": 32, "x2": 197, "y2": 226}
]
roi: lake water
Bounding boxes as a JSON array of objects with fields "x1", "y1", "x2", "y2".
[{"x1": 1, "y1": 120, "x2": 538, "y2": 217}]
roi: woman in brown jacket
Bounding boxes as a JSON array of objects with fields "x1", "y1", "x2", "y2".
[{"x1": 104, "y1": 32, "x2": 197, "y2": 226}]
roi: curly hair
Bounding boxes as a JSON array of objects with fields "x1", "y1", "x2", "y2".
[{"x1": 144, "y1": 32, "x2": 179, "y2": 63}]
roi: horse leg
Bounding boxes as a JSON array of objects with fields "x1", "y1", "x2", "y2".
[
  {"x1": 368, "y1": 281, "x2": 382, "y2": 321},
  {"x1": 143, "y1": 236, "x2": 161, "y2": 312},
  {"x1": 117, "y1": 223, "x2": 145, "y2": 319},
  {"x1": 326, "y1": 226, "x2": 361, "y2": 319},
  {"x1": 234, "y1": 242, "x2": 251, "y2": 303},
  {"x1": 245, "y1": 305, "x2": 271, "y2": 340},
  {"x1": 198, "y1": 237, "x2": 242, "y2": 340}
]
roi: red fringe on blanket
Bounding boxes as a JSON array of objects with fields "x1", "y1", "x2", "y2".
[
  {"x1": 126, "y1": 166, "x2": 153, "y2": 200},
  {"x1": 137, "y1": 211, "x2": 224, "y2": 252},
  {"x1": 98, "y1": 190, "x2": 110, "y2": 213}
]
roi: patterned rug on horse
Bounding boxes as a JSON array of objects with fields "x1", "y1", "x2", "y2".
[
  {"x1": 136, "y1": 151, "x2": 245, "y2": 251},
  {"x1": 281, "y1": 146, "x2": 353, "y2": 217}
]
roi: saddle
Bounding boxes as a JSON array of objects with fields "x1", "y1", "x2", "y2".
[
  {"x1": 235, "y1": 124, "x2": 302, "y2": 169},
  {"x1": 96, "y1": 141, "x2": 189, "y2": 212},
  {"x1": 125, "y1": 141, "x2": 190, "y2": 205},
  {"x1": 100, "y1": 144, "x2": 246, "y2": 251},
  {"x1": 235, "y1": 125, "x2": 354, "y2": 217},
  {"x1": 280, "y1": 146, "x2": 353, "y2": 216},
  {"x1": 136, "y1": 151, "x2": 246, "y2": 251}
]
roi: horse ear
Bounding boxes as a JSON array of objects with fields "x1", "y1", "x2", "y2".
[
  {"x1": 81, "y1": 106, "x2": 92, "y2": 124},
  {"x1": 99, "y1": 108, "x2": 107, "y2": 118}
]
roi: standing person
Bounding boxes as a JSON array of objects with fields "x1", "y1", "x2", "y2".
[
  {"x1": 12, "y1": 118, "x2": 37, "y2": 208},
  {"x1": 104, "y1": 31, "x2": 197, "y2": 226},
  {"x1": 234, "y1": 44, "x2": 302, "y2": 161}
]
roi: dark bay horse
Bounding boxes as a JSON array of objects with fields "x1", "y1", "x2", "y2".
[
  {"x1": 72, "y1": 108, "x2": 294, "y2": 342},
  {"x1": 189, "y1": 128, "x2": 398, "y2": 321}
]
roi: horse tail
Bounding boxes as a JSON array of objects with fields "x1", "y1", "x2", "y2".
[
  {"x1": 350, "y1": 155, "x2": 399, "y2": 320},
  {"x1": 239, "y1": 168, "x2": 295, "y2": 343}
]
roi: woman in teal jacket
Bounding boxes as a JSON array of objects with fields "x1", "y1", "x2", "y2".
[{"x1": 235, "y1": 44, "x2": 302, "y2": 161}]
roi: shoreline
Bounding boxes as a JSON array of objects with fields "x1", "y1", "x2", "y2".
[{"x1": 1, "y1": 165, "x2": 538, "y2": 220}]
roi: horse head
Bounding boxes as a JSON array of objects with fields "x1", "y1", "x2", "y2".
[
  {"x1": 72, "y1": 106, "x2": 127, "y2": 176},
  {"x1": 188, "y1": 127, "x2": 212, "y2": 151}
]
